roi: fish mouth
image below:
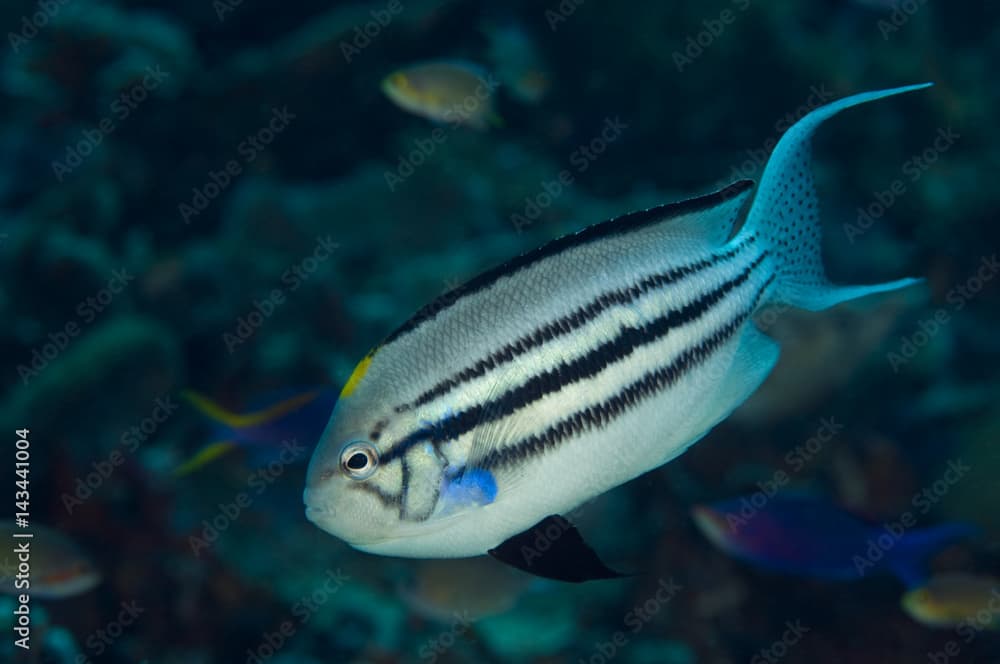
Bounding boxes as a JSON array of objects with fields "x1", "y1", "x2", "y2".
[
  {"x1": 303, "y1": 488, "x2": 333, "y2": 526},
  {"x1": 302, "y1": 496, "x2": 387, "y2": 548}
]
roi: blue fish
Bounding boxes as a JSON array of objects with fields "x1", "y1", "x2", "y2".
[
  {"x1": 176, "y1": 387, "x2": 337, "y2": 475},
  {"x1": 692, "y1": 494, "x2": 975, "y2": 588}
]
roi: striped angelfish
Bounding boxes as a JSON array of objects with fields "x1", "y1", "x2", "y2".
[{"x1": 305, "y1": 84, "x2": 929, "y2": 582}]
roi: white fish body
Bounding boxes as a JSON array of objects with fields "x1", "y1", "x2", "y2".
[{"x1": 304, "y1": 85, "x2": 929, "y2": 573}]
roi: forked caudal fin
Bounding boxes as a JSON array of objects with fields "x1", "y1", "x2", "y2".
[
  {"x1": 739, "y1": 83, "x2": 932, "y2": 311},
  {"x1": 887, "y1": 522, "x2": 978, "y2": 589}
]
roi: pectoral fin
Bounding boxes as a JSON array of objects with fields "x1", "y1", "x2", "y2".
[{"x1": 488, "y1": 515, "x2": 628, "y2": 582}]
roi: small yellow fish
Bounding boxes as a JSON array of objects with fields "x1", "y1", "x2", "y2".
[
  {"x1": 381, "y1": 60, "x2": 501, "y2": 130},
  {"x1": 0, "y1": 522, "x2": 101, "y2": 599},
  {"x1": 902, "y1": 572, "x2": 1000, "y2": 630}
]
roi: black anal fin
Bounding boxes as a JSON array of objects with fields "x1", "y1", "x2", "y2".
[{"x1": 487, "y1": 515, "x2": 628, "y2": 583}]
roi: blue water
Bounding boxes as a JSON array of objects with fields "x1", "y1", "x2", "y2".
[{"x1": 1, "y1": 1, "x2": 998, "y2": 662}]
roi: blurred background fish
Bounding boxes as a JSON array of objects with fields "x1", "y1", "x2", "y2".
[
  {"x1": 381, "y1": 60, "x2": 501, "y2": 129},
  {"x1": 733, "y1": 294, "x2": 909, "y2": 425},
  {"x1": 483, "y1": 20, "x2": 550, "y2": 105},
  {"x1": 398, "y1": 557, "x2": 534, "y2": 623},
  {"x1": 175, "y1": 387, "x2": 337, "y2": 475},
  {"x1": 902, "y1": 572, "x2": 1000, "y2": 629},
  {"x1": 692, "y1": 494, "x2": 975, "y2": 588},
  {"x1": 0, "y1": 522, "x2": 100, "y2": 599}
]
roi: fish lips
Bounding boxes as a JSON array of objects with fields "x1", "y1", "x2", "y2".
[
  {"x1": 302, "y1": 487, "x2": 381, "y2": 548},
  {"x1": 303, "y1": 488, "x2": 334, "y2": 523}
]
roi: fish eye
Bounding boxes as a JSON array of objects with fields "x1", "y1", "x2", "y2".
[{"x1": 340, "y1": 441, "x2": 378, "y2": 480}]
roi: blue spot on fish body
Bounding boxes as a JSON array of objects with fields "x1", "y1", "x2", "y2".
[{"x1": 439, "y1": 467, "x2": 497, "y2": 513}]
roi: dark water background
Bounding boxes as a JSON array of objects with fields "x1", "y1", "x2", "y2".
[{"x1": 1, "y1": 1, "x2": 999, "y2": 662}]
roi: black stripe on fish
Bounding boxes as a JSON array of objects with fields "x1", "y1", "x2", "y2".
[
  {"x1": 352, "y1": 482, "x2": 402, "y2": 510},
  {"x1": 381, "y1": 180, "x2": 754, "y2": 346},
  {"x1": 399, "y1": 458, "x2": 411, "y2": 519},
  {"x1": 395, "y1": 234, "x2": 759, "y2": 413},
  {"x1": 404, "y1": 474, "x2": 442, "y2": 523},
  {"x1": 478, "y1": 274, "x2": 776, "y2": 470},
  {"x1": 370, "y1": 418, "x2": 389, "y2": 443},
  {"x1": 399, "y1": 442, "x2": 448, "y2": 522},
  {"x1": 381, "y1": 250, "x2": 769, "y2": 464}
]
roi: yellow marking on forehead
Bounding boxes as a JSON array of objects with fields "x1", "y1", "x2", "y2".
[{"x1": 340, "y1": 348, "x2": 377, "y2": 399}]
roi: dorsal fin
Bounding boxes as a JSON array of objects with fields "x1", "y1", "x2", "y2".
[
  {"x1": 654, "y1": 179, "x2": 754, "y2": 245},
  {"x1": 592, "y1": 178, "x2": 754, "y2": 246},
  {"x1": 382, "y1": 180, "x2": 755, "y2": 345}
]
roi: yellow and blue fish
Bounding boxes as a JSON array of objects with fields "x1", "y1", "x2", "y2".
[
  {"x1": 176, "y1": 387, "x2": 337, "y2": 475},
  {"x1": 305, "y1": 84, "x2": 932, "y2": 582}
]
